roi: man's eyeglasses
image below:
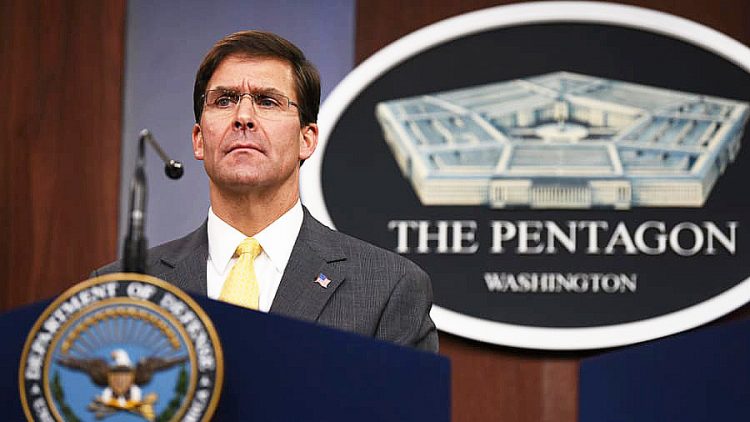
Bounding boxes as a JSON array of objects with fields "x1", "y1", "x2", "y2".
[{"x1": 202, "y1": 89, "x2": 299, "y2": 120}]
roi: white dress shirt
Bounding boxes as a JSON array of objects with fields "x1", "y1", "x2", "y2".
[{"x1": 206, "y1": 201, "x2": 303, "y2": 312}]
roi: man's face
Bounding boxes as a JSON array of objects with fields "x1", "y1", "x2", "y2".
[{"x1": 192, "y1": 55, "x2": 317, "y2": 196}]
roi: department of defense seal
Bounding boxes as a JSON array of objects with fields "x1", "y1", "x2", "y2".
[{"x1": 19, "y1": 273, "x2": 223, "y2": 422}]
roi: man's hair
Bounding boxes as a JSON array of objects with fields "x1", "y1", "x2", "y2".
[{"x1": 193, "y1": 30, "x2": 320, "y2": 126}]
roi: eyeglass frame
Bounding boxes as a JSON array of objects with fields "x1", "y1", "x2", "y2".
[{"x1": 201, "y1": 89, "x2": 301, "y2": 119}]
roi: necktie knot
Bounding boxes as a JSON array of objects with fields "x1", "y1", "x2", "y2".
[{"x1": 236, "y1": 237, "x2": 261, "y2": 258}]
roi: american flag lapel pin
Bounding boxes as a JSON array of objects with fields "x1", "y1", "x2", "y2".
[{"x1": 314, "y1": 273, "x2": 332, "y2": 288}]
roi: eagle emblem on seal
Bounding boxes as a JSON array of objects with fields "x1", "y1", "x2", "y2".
[{"x1": 57, "y1": 349, "x2": 187, "y2": 421}]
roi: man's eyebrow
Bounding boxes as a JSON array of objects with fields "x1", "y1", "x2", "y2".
[
  {"x1": 209, "y1": 85, "x2": 288, "y2": 96},
  {"x1": 210, "y1": 85, "x2": 240, "y2": 93}
]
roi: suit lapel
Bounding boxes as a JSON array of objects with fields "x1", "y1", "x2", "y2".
[
  {"x1": 270, "y1": 209, "x2": 346, "y2": 322},
  {"x1": 153, "y1": 221, "x2": 209, "y2": 295}
]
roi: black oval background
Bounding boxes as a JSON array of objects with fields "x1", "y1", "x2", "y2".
[{"x1": 321, "y1": 23, "x2": 750, "y2": 327}]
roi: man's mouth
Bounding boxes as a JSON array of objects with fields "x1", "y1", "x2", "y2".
[{"x1": 226, "y1": 142, "x2": 263, "y2": 154}]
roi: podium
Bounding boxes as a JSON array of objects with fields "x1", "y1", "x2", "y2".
[
  {"x1": 2, "y1": 294, "x2": 450, "y2": 421},
  {"x1": 580, "y1": 316, "x2": 750, "y2": 421}
]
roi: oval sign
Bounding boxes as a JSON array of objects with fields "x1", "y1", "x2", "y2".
[{"x1": 301, "y1": 2, "x2": 750, "y2": 349}]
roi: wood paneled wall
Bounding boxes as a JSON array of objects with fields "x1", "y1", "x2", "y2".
[
  {"x1": 0, "y1": 0, "x2": 125, "y2": 312},
  {"x1": 355, "y1": 1, "x2": 750, "y2": 420}
]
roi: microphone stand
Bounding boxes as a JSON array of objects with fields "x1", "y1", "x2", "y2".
[{"x1": 122, "y1": 129, "x2": 184, "y2": 273}]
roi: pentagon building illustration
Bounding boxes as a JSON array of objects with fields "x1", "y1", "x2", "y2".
[{"x1": 375, "y1": 72, "x2": 749, "y2": 208}]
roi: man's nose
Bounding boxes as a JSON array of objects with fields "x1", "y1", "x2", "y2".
[{"x1": 233, "y1": 95, "x2": 256, "y2": 130}]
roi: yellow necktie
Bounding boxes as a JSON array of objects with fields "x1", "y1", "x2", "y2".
[{"x1": 219, "y1": 237, "x2": 262, "y2": 309}]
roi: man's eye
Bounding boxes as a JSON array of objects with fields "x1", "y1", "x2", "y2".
[
  {"x1": 256, "y1": 95, "x2": 281, "y2": 109},
  {"x1": 215, "y1": 96, "x2": 235, "y2": 107}
]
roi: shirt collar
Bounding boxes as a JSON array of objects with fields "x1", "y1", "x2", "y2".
[{"x1": 207, "y1": 200, "x2": 304, "y2": 274}]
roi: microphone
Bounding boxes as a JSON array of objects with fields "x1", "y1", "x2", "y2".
[
  {"x1": 122, "y1": 129, "x2": 184, "y2": 273},
  {"x1": 141, "y1": 129, "x2": 184, "y2": 179}
]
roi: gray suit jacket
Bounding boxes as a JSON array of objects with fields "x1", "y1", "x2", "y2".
[{"x1": 95, "y1": 209, "x2": 438, "y2": 352}]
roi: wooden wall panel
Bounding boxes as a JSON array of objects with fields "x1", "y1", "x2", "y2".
[
  {"x1": 443, "y1": 332, "x2": 582, "y2": 421},
  {"x1": 0, "y1": 0, "x2": 125, "y2": 312},
  {"x1": 356, "y1": 0, "x2": 750, "y2": 63},
  {"x1": 354, "y1": 1, "x2": 750, "y2": 421}
]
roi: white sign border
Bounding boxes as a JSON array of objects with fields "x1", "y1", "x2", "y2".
[{"x1": 300, "y1": 1, "x2": 750, "y2": 350}]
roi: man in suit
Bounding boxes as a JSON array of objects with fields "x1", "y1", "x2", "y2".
[{"x1": 95, "y1": 30, "x2": 438, "y2": 352}]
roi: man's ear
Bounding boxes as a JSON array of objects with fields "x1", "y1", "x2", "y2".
[
  {"x1": 192, "y1": 123, "x2": 204, "y2": 160},
  {"x1": 299, "y1": 123, "x2": 318, "y2": 161}
]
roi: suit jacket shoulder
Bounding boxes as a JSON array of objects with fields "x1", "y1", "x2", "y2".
[{"x1": 93, "y1": 221, "x2": 209, "y2": 295}]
